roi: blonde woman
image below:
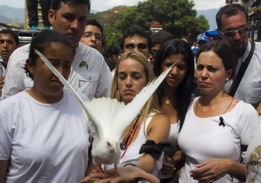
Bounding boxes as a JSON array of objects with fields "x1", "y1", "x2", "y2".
[{"x1": 103, "y1": 51, "x2": 170, "y2": 177}]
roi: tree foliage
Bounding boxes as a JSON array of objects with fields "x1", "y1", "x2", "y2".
[{"x1": 89, "y1": 0, "x2": 210, "y2": 48}]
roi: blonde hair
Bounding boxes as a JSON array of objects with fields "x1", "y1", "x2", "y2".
[{"x1": 111, "y1": 51, "x2": 161, "y2": 120}]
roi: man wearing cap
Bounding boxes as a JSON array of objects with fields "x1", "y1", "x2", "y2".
[{"x1": 196, "y1": 33, "x2": 210, "y2": 49}]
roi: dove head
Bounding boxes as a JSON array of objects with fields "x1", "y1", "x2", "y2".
[
  {"x1": 103, "y1": 138, "x2": 119, "y2": 152},
  {"x1": 92, "y1": 137, "x2": 120, "y2": 165}
]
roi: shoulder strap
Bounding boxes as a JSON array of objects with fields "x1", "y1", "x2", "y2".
[{"x1": 229, "y1": 42, "x2": 255, "y2": 96}]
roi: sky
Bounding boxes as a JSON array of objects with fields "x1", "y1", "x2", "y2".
[{"x1": 0, "y1": 0, "x2": 226, "y2": 11}]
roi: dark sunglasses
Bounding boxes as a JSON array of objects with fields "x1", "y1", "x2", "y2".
[
  {"x1": 125, "y1": 43, "x2": 148, "y2": 50},
  {"x1": 219, "y1": 26, "x2": 249, "y2": 37}
]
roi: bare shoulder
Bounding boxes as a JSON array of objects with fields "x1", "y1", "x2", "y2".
[
  {"x1": 149, "y1": 113, "x2": 170, "y2": 129},
  {"x1": 147, "y1": 112, "x2": 170, "y2": 141},
  {"x1": 152, "y1": 113, "x2": 170, "y2": 122}
]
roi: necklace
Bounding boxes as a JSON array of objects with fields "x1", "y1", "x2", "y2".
[
  {"x1": 219, "y1": 98, "x2": 234, "y2": 127},
  {"x1": 120, "y1": 114, "x2": 141, "y2": 152},
  {"x1": 164, "y1": 97, "x2": 172, "y2": 105}
]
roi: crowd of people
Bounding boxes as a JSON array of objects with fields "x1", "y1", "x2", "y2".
[{"x1": 0, "y1": 0, "x2": 260, "y2": 182}]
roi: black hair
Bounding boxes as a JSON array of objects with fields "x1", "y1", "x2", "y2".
[
  {"x1": 86, "y1": 19, "x2": 106, "y2": 47},
  {"x1": 153, "y1": 39, "x2": 195, "y2": 131},
  {"x1": 120, "y1": 25, "x2": 152, "y2": 52},
  {"x1": 51, "y1": 0, "x2": 91, "y2": 13},
  {"x1": 196, "y1": 40, "x2": 235, "y2": 78},
  {"x1": 0, "y1": 29, "x2": 19, "y2": 45},
  {"x1": 150, "y1": 31, "x2": 173, "y2": 46},
  {"x1": 216, "y1": 3, "x2": 248, "y2": 30},
  {"x1": 25, "y1": 30, "x2": 75, "y2": 79},
  {"x1": 105, "y1": 45, "x2": 120, "y2": 58},
  {"x1": 86, "y1": 19, "x2": 103, "y2": 34}
]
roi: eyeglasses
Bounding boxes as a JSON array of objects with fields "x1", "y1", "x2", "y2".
[
  {"x1": 84, "y1": 32, "x2": 102, "y2": 41},
  {"x1": 124, "y1": 43, "x2": 148, "y2": 50},
  {"x1": 219, "y1": 26, "x2": 249, "y2": 37}
]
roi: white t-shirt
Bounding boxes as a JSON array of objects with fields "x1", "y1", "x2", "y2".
[
  {"x1": 1, "y1": 42, "x2": 112, "y2": 100},
  {"x1": 244, "y1": 116, "x2": 261, "y2": 183},
  {"x1": 0, "y1": 90, "x2": 90, "y2": 182},
  {"x1": 178, "y1": 97, "x2": 259, "y2": 183}
]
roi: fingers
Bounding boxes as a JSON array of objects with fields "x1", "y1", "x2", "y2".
[
  {"x1": 140, "y1": 172, "x2": 160, "y2": 183},
  {"x1": 80, "y1": 176, "x2": 97, "y2": 183}
]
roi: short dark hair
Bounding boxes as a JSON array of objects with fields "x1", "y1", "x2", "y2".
[
  {"x1": 105, "y1": 45, "x2": 120, "y2": 57},
  {"x1": 216, "y1": 3, "x2": 248, "y2": 30},
  {"x1": 51, "y1": 0, "x2": 91, "y2": 14},
  {"x1": 25, "y1": 30, "x2": 75, "y2": 79},
  {"x1": 0, "y1": 29, "x2": 19, "y2": 45},
  {"x1": 86, "y1": 19, "x2": 105, "y2": 47},
  {"x1": 120, "y1": 25, "x2": 152, "y2": 51},
  {"x1": 86, "y1": 19, "x2": 103, "y2": 34},
  {"x1": 150, "y1": 31, "x2": 173, "y2": 46}
]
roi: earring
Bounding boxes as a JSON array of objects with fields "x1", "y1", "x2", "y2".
[{"x1": 226, "y1": 78, "x2": 229, "y2": 81}]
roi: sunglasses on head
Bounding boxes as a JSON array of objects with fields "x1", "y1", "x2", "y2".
[
  {"x1": 125, "y1": 43, "x2": 148, "y2": 50},
  {"x1": 219, "y1": 26, "x2": 249, "y2": 37}
]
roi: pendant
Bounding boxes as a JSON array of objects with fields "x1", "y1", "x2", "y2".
[
  {"x1": 165, "y1": 99, "x2": 170, "y2": 105},
  {"x1": 120, "y1": 143, "x2": 126, "y2": 150}
]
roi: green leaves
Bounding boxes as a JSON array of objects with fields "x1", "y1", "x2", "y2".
[{"x1": 90, "y1": 0, "x2": 210, "y2": 47}]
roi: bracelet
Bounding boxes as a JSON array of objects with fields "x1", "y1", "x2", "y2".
[
  {"x1": 230, "y1": 161, "x2": 239, "y2": 181},
  {"x1": 123, "y1": 163, "x2": 137, "y2": 167}
]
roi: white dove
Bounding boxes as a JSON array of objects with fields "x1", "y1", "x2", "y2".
[{"x1": 35, "y1": 49, "x2": 175, "y2": 169}]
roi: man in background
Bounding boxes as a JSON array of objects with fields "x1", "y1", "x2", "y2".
[
  {"x1": 120, "y1": 25, "x2": 151, "y2": 59},
  {"x1": 217, "y1": 3, "x2": 261, "y2": 112},
  {"x1": 80, "y1": 19, "x2": 105, "y2": 53},
  {"x1": 0, "y1": 29, "x2": 19, "y2": 96},
  {"x1": 149, "y1": 31, "x2": 173, "y2": 66},
  {"x1": 1, "y1": 0, "x2": 112, "y2": 100},
  {"x1": 0, "y1": 29, "x2": 19, "y2": 69}
]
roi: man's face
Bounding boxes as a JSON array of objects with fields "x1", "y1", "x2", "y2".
[
  {"x1": 80, "y1": 25, "x2": 103, "y2": 53},
  {"x1": 48, "y1": 2, "x2": 88, "y2": 47},
  {"x1": 219, "y1": 11, "x2": 249, "y2": 58},
  {"x1": 123, "y1": 35, "x2": 150, "y2": 58},
  {"x1": 0, "y1": 34, "x2": 18, "y2": 63},
  {"x1": 148, "y1": 44, "x2": 160, "y2": 66}
]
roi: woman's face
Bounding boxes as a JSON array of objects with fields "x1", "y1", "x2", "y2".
[
  {"x1": 117, "y1": 58, "x2": 147, "y2": 104},
  {"x1": 29, "y1": 42, "x2": 74, "y2": 102},
  {"x1": 196, "y1": 50, "x2": 230, "y2": 95},
  {"x1": 161, "y1": 54, "x2": 188, "y2": 89}
]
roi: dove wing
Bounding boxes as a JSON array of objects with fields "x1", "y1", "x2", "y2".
[
  {"x1": 34, "y1": 49, "x2": 98, "y2": 136},
  {"x1": 111, "y1": 63, "x2": 176, "y2": 139}
]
